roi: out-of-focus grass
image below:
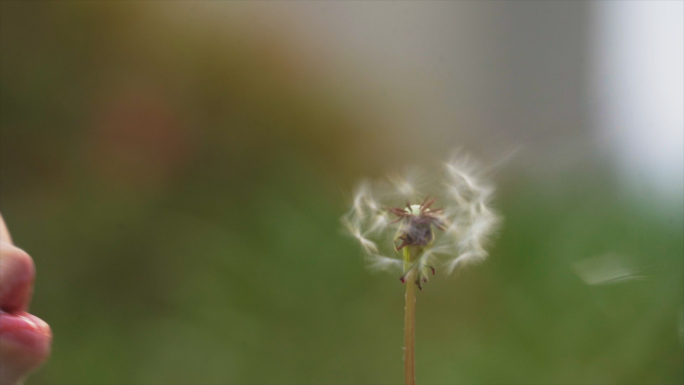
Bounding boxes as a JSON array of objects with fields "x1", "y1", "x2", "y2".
[{"x1": 1, "y1": 2, "x2": 682, "y2": 384}]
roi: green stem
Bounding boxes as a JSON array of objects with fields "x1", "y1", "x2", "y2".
[{"x1": 403, "y1": 247, "x2": 416, "y2": 385}]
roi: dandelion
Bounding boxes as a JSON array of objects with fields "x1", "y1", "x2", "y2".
[{"x1": 342, "y1": 153, "x2": 500, "y2": 385}]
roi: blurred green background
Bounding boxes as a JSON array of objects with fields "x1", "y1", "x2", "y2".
[{"x1": 1, "y1": 2, "x2": 682, "y2": 384}]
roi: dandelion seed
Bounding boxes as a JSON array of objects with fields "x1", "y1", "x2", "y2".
[
  {"x1": 368, "y1": 213, "x2": 389, "y2": 234},
  {"x1": 342, "y1": 216, "x2": 379, "y2": 254},
  {"x1": 366, "y1": 254, "x2": 403, "y2": 271},
  {"x1": 446, "y1": 251, "x2": 483, "y2": 274}
]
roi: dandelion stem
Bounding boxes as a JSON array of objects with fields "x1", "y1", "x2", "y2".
[{"x1": 403, "y1": 246, "x2": 417, "y2": 385}]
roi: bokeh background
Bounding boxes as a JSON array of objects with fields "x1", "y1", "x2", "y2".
[{"x1": 1, "y1": 1, "x2": 682, "y2": 384}]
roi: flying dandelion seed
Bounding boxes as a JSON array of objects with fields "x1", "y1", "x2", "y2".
[{"x1": 342, "y1": 153, "x2": 501, "y2": 289}]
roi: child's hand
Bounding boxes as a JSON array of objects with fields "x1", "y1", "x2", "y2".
[{"x1": 0, "y1": 214, "x2": 51, "y2": 385}]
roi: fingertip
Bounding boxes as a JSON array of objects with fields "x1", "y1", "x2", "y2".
[
  {"x1": 0, "y1": 213, "x2": 13, "y2": 246},
  {"x1": 0, "y1": 244, "x2": 35, "y2": 313}
]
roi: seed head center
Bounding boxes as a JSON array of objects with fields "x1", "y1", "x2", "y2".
[{"x1": 407, "y1": 204, "x2": 422, "y2": 216}]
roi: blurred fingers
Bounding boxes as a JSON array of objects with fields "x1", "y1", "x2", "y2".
[
  {"x1": 0, "y1": 213, "x2": 51, "y2": 385},
  {"x1": 0, "y1": 243, "x2": 35, "y2": 314}
]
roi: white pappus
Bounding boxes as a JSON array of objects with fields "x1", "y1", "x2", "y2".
[{"x1": 342, "y1": 153, "x2": 501, "y2": 289}]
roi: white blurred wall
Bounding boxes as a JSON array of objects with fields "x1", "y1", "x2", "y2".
[{"x1": 590, "y1": 1, "x2": 684, "y2": 202}]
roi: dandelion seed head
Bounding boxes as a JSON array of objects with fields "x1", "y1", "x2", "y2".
[{"x1": 342, "y1": 152, "x2": 500, "y2": 287}]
